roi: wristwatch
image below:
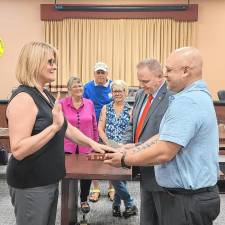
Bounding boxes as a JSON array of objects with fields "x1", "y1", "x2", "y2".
[{"x1": 121, "y1": 153, "x2": 131, "y2": 169}]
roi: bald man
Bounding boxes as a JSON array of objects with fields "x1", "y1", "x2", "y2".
[{"x1": 104, "y1": 47, "x2": 220, "y2": 225}]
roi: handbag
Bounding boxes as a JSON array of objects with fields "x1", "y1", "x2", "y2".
[{"x1": 0, "y1": 145, "x2": 8, "y2": 165}]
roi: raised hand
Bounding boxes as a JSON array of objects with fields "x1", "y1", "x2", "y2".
[{"x1": 52, "y1": 92, "x2": 64, "y2": 132}]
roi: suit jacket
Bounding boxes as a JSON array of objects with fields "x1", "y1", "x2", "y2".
[{"x1": 132, "y1": 82, "x2": 172, "y2": 191}]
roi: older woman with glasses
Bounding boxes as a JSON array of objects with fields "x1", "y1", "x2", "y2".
[
  {"x1": 60, "y1": 76, "x2": 99, "y2": 213},
  {"x1": 98, "y1": 80, "x2": 138, "y2": 218}
]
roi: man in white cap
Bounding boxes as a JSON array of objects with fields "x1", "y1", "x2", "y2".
[
  {"x1": 84, "y1": 62, "x2": 112, "y2": 122},
  {"x1": 83, "y1": 61, "x2": 114, "y2": 202}
]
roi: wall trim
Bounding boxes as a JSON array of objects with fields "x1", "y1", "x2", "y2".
[{"x1": 40, "y1": 4, "x2": 198, "y2": 21}]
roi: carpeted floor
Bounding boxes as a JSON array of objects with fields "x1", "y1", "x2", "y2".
[{"x1": 0, "y1": 165, "x2": 225, "y2": 225}]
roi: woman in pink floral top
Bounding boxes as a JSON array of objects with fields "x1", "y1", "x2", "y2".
[{"x1": 60, "y1": 76, "x2": 98, "y2": 213}]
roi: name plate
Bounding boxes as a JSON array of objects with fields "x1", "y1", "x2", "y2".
[{"x1": 87, "y1": 153, "x2": 105, "y2": 161}]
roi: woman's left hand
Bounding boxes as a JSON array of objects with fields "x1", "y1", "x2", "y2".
[{"x1": 91, "y1": 142, "x2": 115, "y2": 154}]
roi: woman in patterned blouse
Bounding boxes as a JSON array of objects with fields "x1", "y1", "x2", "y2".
[{"x1": 98, "y1": 80, "x2": 138, "y2": 218}]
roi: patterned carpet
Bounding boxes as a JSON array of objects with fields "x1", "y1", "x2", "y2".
[{"x1": 0, "y1": 165, "x2": 225, "y2": 225}]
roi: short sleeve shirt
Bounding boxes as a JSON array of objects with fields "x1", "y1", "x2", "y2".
[{"x1": 155, "y1": 80, "x2": 219, "y2": 189}]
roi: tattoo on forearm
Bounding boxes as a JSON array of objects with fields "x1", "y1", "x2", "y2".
[{"x1": 134, "y1": 139, "x2": 158, "y2": 153}]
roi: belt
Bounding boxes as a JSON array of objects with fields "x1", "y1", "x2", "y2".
[{"x1": 163, "y1": 185, "x2": 216, "y2": 195}]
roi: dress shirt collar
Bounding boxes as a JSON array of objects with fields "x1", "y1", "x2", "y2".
[
  {"x1": 94, "y1": 79, "x2": 110, "y2": 87},
  {"x1": 67, "y1": 96, "x2": 84, "y2": 109}
]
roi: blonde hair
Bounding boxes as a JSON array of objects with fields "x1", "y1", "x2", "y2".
[
  {"x1": 111, "y1": 80, "x2": 128, "y2": 95},
  {"x1": 16, "y1": 41, "x2": 57, "y2": 87}
]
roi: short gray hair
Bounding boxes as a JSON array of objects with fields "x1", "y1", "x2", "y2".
[
  {"x1": 111, "y1": 80, "x2": 128, "y2": 95},
  {"x1": 137, "y1": 59, "x2": 163, "y2": 77},
  {"x1": 67, "y1": 76, "x2": 81, "y2": 90}
]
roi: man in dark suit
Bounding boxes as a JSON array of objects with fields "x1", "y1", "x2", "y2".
[{"x1": 124, "y1": 59, "x2": 172, "y2": 225}]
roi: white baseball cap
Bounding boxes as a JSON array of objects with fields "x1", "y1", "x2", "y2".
[{"x1": 94, "y1": 62, "x2": 108, "y2": 72}]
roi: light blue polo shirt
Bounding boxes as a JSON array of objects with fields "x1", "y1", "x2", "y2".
[{"x1": 155, "y1": 80, "x2": 219, "y2": 189}]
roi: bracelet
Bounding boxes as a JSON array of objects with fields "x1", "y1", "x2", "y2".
[{"x1": 121, "y1": 153, "x2": 131, "y2": 169}]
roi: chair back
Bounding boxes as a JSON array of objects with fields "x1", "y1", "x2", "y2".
[{"x1": 218, "y1": 90, "x2": 225, "y2": 101}]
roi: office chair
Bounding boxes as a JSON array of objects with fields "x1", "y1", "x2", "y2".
[
  {"x1": 218, "y1": 90, "x2": 225, "y2": 101},
  {"x1": 77, "y1": 208, "x2": 90, "y2": 225}
]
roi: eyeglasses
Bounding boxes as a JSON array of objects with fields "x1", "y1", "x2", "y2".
[
  {"x1": 47, "y1": 58, "x2": 56, "y2": 66},
  {"x1": 96, "y1": 71, "x2": 106, "y2": 75},
  {"x1": 112, "y1": 90, "x2": 124, "y2": 94},
  {"x1": 71, "y1": 84, "x2": 83, "y2": 89}
]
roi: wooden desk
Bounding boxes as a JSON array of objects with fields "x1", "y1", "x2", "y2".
[
  {"x1": 220, "y1": 143, "x2": 225, "y2": 155},
  {"x1": 0, "y1": 100, "x2": 8, "y2": 128},
  {"x1": 0, "y1": 128, "x2": 9, "y2": 139},
  {"x1": 219, "y1": 155, "x2": 225, "y2": 180},
  {"x1": 219, "y1": 171, "x2": 225, "y2": 180},
  {"x1": 61, "y1": 154, "x2": 132, "y2": 225},
  {"x1": 0, "y1": 127, "x2": 10, "y2": 151}
]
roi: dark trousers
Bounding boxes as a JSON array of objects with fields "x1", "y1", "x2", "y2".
[
  {"x1": 154, "y1": 186, "x2": 220, "y2": 225},
  {"x1": 80, "y1": 179, "x2": 92, "y2": 202},
  {"x1": 140, "y1": 187, "x2": 162, "y2": 225}
]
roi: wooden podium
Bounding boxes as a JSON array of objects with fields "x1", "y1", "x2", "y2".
[
  {"x1": 61, "y1": 154, "x2": 132, "y2": 225},
  {"x1": 0, "y1": 100, "x2": 10, "y2": 150}
]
